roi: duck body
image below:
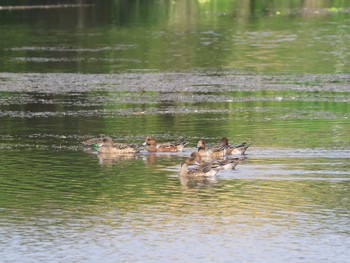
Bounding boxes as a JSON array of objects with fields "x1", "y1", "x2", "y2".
[
  {"x1": 197, "y1": 139, "x2": 226, "y2": 158},
  {"x1": 220, "y1": 137, "x2": 250, "y2": 155},
  {"x1": 97, "y1": 138, "x2": 142, "y2": 154},
  {"x1": 82, "y1": 136, "x2": 113, "y2": 148},
  {"x1": 211, "y1": 158, "x2": 240, "y2": 170},
  {"x1": 179, "y1": 157, "x2": 219, "y2": 178},
  {"x1": 98, "y1": 143, "x2": 142, "y2": 154},
  {"x1": 191, "y1": 152, "x2": 243, "y2": 170},
  {"x1": 144, "y1": 136, "x2": 187, "y2": 152}
]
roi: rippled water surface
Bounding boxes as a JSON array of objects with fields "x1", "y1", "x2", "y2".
[
  {"x1": 1, "y1": 1, "x2": 350, "y2": 262},
  {"x1": 1, "y1": 73, "x2": 350, "y2": 262}
]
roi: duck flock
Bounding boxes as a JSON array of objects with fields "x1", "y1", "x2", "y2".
[{"x1": 82, "y1": 136, "x2": 250, "y2": 179}]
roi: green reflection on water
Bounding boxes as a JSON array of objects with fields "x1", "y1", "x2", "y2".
[
  {"x1": 1, "y1": 88, "x2": 349, "y2": 148},
  {"x1": 0, "y1": 0, "x2": 349, "y2": 73},
  {"x1": 0, "y1": 149, "x2": 349, "y2": 224},
  {"x1": 0, "y1": 150, "x2": 177, "y2": 213}
]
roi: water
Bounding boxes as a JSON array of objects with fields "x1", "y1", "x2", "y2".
[
  {"x1": 1, "y1": 1, "x2": 350, "y2": 262},
  {"x1": 0, "y1": 1, "x2": 350, "y2": 73},
  {"x1": 1, "y1": 73, "x2": 349, "y2": 262}
]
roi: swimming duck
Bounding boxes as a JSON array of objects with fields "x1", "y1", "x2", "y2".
[
  {"x1": 179, "y1": 157, "x2": 219, "y2": 178},
  {"x1": 220, "y1": 137, "x2": 250, "y2": 155},
  {"x1": 197, "y1": 139, "x2": 226, "y2": 158},
  {"x1": 82, "y1": 136, "x2": 113, "y2": 148},
  {"x1": 190, "y1": 152, "x2": 243, "y2": 170},
  {"x1": 97, "y1": 138, "x2": 143, "y2": 154},
  {"x1": 144, "y1": 136, "x2": 187, "y2": 152}
]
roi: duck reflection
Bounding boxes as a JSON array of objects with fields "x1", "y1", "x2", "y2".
[
  {"x1": 144, "y1": 152, "x2": 184, "y2": 166},
  {"x1": 97, "y1": 153, "x2": 140, "y2": 167},
  {"x1": 145, "y1": 153, "x2": 157, "y2": 165},
  {"x1": 179, "y1": 174, "x2": 217, "y2": 189}
]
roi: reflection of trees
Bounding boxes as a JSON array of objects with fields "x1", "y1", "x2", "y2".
[
  {"x1": 302, "y1": 0, "x2": 322, "y2": 9},
  {"x1": 168, "y1": 0, "x2": 199, "y2": 29},
  {"x1": 1, "y1": 0, "x2": 348, "y2": 73},
  {"x1": 1, "y1": 0, "x2": 346, "y2": 26}
]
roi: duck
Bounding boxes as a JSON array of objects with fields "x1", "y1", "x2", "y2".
[
  {"x1": 96, "y1": 137, "x2": 143, "y2": 154},
  {"x1": 179, "y1": 157, "x2": 219, "y2": 178},
  {"x1": 190, "y1": 152, "x2": 243, "y2": 170},
  {"x1": 144, "y1": 136, "x2": 187, "y2": 152},
  {"x1": 197, "y1": 139, "x2": 226, "y2": 158},
  {"x1": 220, "y1": 137, "x2": 250, "y2": 155},
  {"x1": 82, "y1": 136, "x2": 113, "y2": 148}
]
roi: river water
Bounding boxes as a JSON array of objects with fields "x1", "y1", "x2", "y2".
[{"x1": 0, "y1": 1, "x2": 350, "y2": 262}]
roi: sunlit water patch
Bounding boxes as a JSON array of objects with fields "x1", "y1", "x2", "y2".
[{"x1": 1, "y1": 147, "x2": 349, "y2": 262}]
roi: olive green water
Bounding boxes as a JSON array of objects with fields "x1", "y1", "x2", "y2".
[{"x1": 1, "y1": 1, "x2": 350, "y2": 262}]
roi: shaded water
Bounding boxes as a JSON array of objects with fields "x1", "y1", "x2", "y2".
[{"x1": 1, "y1": 1, "x2": 350, "y2": 262}]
